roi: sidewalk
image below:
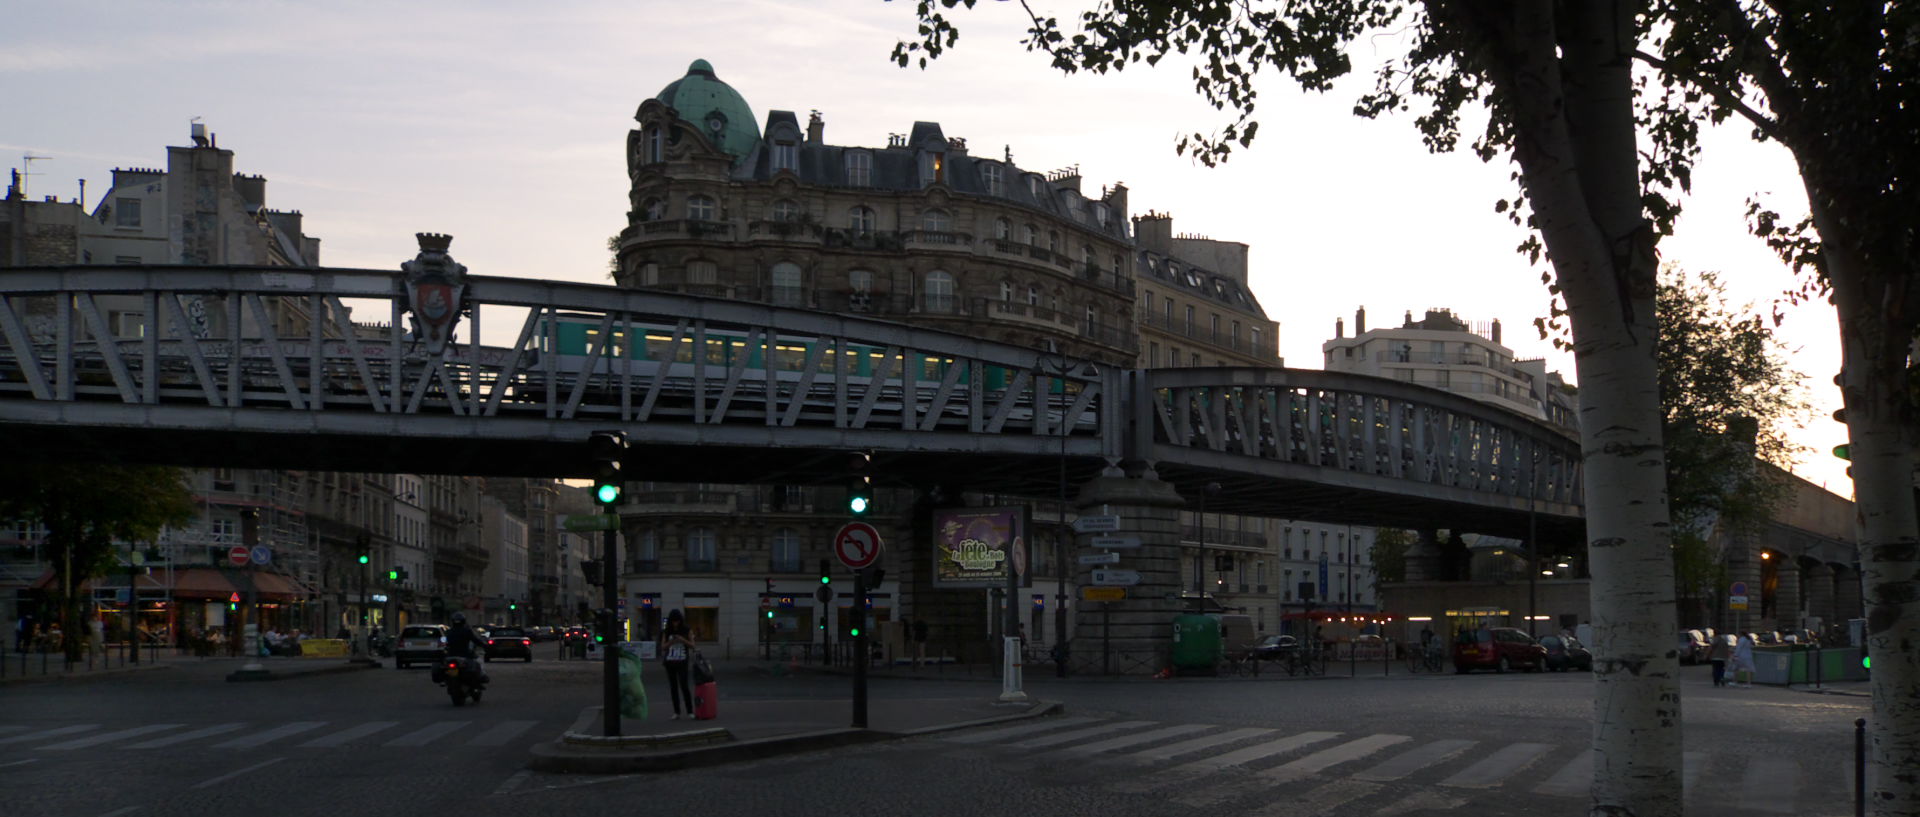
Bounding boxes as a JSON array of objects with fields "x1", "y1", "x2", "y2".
[
  {"x1": 529, "y1": 683, "x2": 1061, "y2": 774},
  {"x1": 0, "y1": 648, "x2": 380, "y2": 686}
]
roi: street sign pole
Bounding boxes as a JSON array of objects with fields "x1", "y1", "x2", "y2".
[{"x1": 852, "y1": 567, "x2": 867, "y2": 728}]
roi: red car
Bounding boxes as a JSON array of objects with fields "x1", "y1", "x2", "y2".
[{"x1": 1453, "y1": 627, "x2": 1548, "y2": 673}]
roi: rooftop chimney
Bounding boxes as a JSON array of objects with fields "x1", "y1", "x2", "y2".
[
  {"x1": 1491, "y1": 319, "x2": 1502, "y2": 344},
  {"x1": 806, "y1": 110, "x2": 824, "y2": 143},
  {"x1": 1335, "y1": 317, "x2": 1345, "y2": 339},
  {"x1": 1355, "y1": 306, "x2": 1366, "y2": 335}
]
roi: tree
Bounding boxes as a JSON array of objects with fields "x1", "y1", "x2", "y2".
[
  {"x1": 895, "y1": 3, "x2": 1684, "y2": 813},
  {"x1": 1656, "y1": 268, "x2": 1805, "y2": 624},
  {"x1": 1635, "y1": 7, "x2": 1920, "y2": 811},
  {"x1": 0, "y1": 465, "x2": 195, "y2": 662}
]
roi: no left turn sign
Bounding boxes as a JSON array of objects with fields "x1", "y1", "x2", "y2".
[{"x1": 833, "y1": 522, "x2": 883, "y2": 569}]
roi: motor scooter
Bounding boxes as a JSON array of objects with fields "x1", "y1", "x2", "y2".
[{"x1": 432, "y1": 655, "x2": 487, "y2": 706}]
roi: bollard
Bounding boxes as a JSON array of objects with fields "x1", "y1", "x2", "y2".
[
  {"x1": 1384, "y1": 639, "x2": 1391, "y2": 677},
  {"x1": 1855, "y1": 717, "x2": 1866, "y2": 817}
]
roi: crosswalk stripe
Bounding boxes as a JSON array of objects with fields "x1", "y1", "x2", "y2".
[
  {"x1": 1174, "y1": 730, "x2": 1342, "y2": 772},
  {"x1": 1534, "y1": 748, "x2": 1591, "y2": 797},
  {"x1": 0, "y1": 725, "x2": 98, "y2": 746},
  {"x1": 300, "y1": 721, "x2": 400, "y2": 748},
  {"x1": 1369, "y1": 788, "x2": 1470, "y2": 816},
  {"x1": 41, "y1": 724, "x2": 182, "y2": 750},
  {"x1": 127, "y1": 723, "x2": 247, "y2": 749},
  {"x1": 942, "y1": 716, "x2": 1100, "y2": 745},
  {"x1": 466, "y1": 720, "x2": 538, "y2": 747},
  {"x1": 1736, "y1": 757, "x2": 1798, "y2": 814},
  {"x1": 1263, "y1": 734, "x2": 1412, "y2": 783},
  {"x1": 1056, "y1": 724, "x2": 1212, "y2": 757},
  {"x1": 1247, "y1": 780, "x2": 1384, "y2": 817},
  {"x1": 385, "y1": 721, "x2": 470, "y2": 747},
  {"x1": 1354, "y1": 738, "x2": 1478, "y2": 783},
  {"x1": 1007, "y1": 720, "x2": 1155, "y2": 750},
  {"x1": 212, "y1": 721, "x2": 327, "y2": 749},
  {"x1": 1439, "y1": 742, "x2": 1554, "y2": 788},
  {"x1": 1118, "y1": 726, "x2": 1275, "y2": 764}
]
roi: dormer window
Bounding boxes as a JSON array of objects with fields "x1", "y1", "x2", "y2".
[
  {"x1": 920, "y1": 152, "x2": 945, "y2": 185},
  {"x1": 845, "y1": 151, "x2": 872, "y2": 187},
  {"x1": 982, "y1": 163, "x2": 1004, "y2": 196},
  {"x1": 772, "y1": 140, "x2": 797, "y2": 172},
  {"x1": 1092, "y1": 202, "x2": 1108, "y2": 226}
]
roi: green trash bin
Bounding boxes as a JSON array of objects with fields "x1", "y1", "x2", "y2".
[{"x1": 1172, "y1": 614, "x2": 1222, "y2": 673}]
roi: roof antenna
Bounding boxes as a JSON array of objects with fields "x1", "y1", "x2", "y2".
[{"x1": 20, "y1": 153, "x2": 51, "y2": 198}]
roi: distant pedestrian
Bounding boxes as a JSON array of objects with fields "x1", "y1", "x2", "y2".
[
  {"x1": 911, "y1": 618, "x2": 929, "y2": 668},
  {"x1": 1708, "y1": 634, "x2": 1731, "y2": 687},
  {"x1": 1731, "y1": 633, "x2": 1756, "y2": 687},
  {"x1": 14, "y1": 613, "x2": 32, "y2": 654},
  {"x1": 659, "y1": 610, "x2": 694, "y2": 720}
]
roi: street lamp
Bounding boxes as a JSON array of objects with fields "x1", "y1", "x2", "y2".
[
  {"x1": 1043, "y1": 353, "x2": 1093, "y2": 678},
  {"x1": 1194, "y1": 482, "x2": 1221, "y2": 612}
]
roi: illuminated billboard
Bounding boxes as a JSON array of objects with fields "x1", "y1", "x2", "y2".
[{"x1": 932, "y1": 506, "x2": 1030, "y2": 588}]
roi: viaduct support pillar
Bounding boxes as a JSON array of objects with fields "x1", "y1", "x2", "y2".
[{"x1": 1071, "y1": 472, "x2": 1184, "y2": 676}]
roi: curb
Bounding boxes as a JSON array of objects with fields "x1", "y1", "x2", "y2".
[{"x1": 527, "y1": 700, "x2": 1063, "y2": 775}]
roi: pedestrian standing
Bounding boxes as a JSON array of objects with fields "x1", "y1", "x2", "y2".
[
  {"x1": 14, "y1": 613, "x2": 31, "y2": 654},
  {"x1": 1732, "y1": 633, "x2": 1756, "y2": 687},
  {"x1": 1708, "y1": 633, "x2": 1731, "y2": 687},
  {"x1": 658, "y1": 609, "x2": 694, "y2": 720}
]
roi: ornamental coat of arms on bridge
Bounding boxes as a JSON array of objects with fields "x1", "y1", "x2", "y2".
[{"x1": 402, "y1": 232, "x2": 468, "y2": 355}]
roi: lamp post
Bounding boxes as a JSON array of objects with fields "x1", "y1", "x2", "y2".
[
  {"x1": 1194, "y1": 482, "x2": 1221, "y2": 612},
  {"x1": 1044, "y1": 353, "x2": 1090, "y2": 678},
  {"x1": 1527, "y1": 448, "x2": 1539, "y2": 638}
]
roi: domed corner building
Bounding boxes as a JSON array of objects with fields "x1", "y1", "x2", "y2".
[{"x1": 608, "y1": 58, "x2": 1153, "y2": 663}]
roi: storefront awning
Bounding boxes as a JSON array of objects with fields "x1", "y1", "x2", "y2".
[{"x1": 30, "y1": 567, "x2": 313, "y2": 602}]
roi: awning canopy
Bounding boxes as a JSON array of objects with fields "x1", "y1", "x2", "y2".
[{"x1": 30, "y1": 567, "x2": 314, "y2": 602}]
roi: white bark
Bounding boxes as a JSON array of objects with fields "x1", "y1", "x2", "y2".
[{"x1": 1458, "y1": 2, "x2": 1682, "y2": 814}]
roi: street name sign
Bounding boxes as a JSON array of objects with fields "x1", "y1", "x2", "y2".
[
  {"x1": 1077, "y1": 552, "x2": 1121, "y2": 566},
  {"x1": 1072, "y1": 515, "x2": 1122, "y2": 534},
  {"x1": 1092, "y1": 569, "x2": 1142, "y2": 587},
  {"x1": 564, "y1": 514, "x2": 620, "y2": 532},
  {"x1": 1080, "y1": 586, "x2": 1126, "y2": 602},
  {"x1": 1089, "y1": 536, "x2": 1141, "y2": 549},
  {"x1": 227, "y1": 546, "x2": 250, "y2": 567},
  {"x1": 833, "y1": 522, "x2": 883, "y2": 569}
]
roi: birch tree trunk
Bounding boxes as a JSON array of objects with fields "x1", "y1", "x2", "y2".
[{"x1": 1440, "y1": 2, "x2": 1681, "y2": 813}]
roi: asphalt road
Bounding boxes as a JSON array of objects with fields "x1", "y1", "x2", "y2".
[{"x1": 0, "y1": 657, "x2": 1869, "y2": 817}]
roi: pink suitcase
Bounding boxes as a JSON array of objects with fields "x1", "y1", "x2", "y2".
[{"x1": 693, "y1": 681, "x2": 718, "y2": 720}]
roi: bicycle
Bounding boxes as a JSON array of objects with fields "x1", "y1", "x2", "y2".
[
  {"x1": 1286, "y1": 646, "x2": 1326, "y2": 677},
  {"x1": 1219, "y1": 649, "x2": 1261, "y2": 678},
  {"x1": 1405, "y1": 641, "x2": 1445, "y2": 673}
]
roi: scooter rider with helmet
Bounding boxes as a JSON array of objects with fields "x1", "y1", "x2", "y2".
[{"x1": 446, "y1": 612, "x2": 480, "y2": 660}]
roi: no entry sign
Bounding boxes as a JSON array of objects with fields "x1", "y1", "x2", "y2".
[
  {"x1": 833, "y1": 522, "x2": 883, "y2": 569},
  {"x1": 228, "y1": 546, "x2": 250, "y2": 566}
]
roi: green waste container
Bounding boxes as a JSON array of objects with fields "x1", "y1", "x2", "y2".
[{"x1": 1172, "y1": 614, "x2": 1222, "y2": 671}]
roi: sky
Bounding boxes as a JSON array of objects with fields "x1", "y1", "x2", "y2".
[{"x1": 2, "y1": 0, "x2": 1851, "y2": 495}]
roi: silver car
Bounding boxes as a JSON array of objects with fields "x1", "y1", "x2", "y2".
[{"x1": 394, "y1": 624, "x2": 448, "y2": 669}]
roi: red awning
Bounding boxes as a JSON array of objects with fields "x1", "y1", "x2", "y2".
[{"x1": 29, "y1": 567, "x2": 312, "y2": 602}]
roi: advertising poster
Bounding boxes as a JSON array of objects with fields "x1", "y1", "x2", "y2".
[{"x1": 933, "y1": 506, "x2": 1030, "y2": 588}]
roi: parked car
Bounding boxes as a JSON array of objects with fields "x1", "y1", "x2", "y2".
[
  {"x1": 1251, "y1": 634, "x2": 1298, "y2": 661},
  {"x1": 528, "y1": 625, "x2": 558, "y2": 642},
  {"x1": 483, "y1": 626, "x2": 534, "y2": 662},
  {"x1": 1453, "y1": 627, "x2": 1548, "y2": 673},
  {"x1": 394, "y1": 624, "x2": 448, "y2": 669},
  {"x1": 1677, "y1": 630, "x2": 1709, "y2": 664},
  {"x1": 1538, "y1": 634, "x2": 1593, "y2": 672}
]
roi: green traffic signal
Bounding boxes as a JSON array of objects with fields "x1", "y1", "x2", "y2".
[
  {"x1": 850, "y1": 626, "x2": 861, "y2": 637},
  {"x1": 765, "y1": 609, "x2": 774, "y2": 619},
  {"x1": 387, "y1": 569, "x2": 399, "y2": 581},
  {"x1": 357, "y1": 554, "x2": 369, "y2": 565},
  {"x1": 1864, "y1": 654, "x2": 1871, "y2": 669},
  {"x1": 1833, "y1": 444, "x2": 1851, "y2": 460},
  {"x1": 849, "y1": 494, "x2": 871, "y2": 515},
  {"x1": 595, "y1": 482, "x2": 620, "y2": 504}
]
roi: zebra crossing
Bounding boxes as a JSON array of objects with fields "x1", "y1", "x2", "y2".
[
  {"x1": 0, "y1": 719, "x2": 544, "y2": 753},
  {"x1": 934, "y1": 716, "x2": 1847, "y2": 815}
]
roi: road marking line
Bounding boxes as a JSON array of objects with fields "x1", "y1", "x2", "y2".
[
  {"x1": 300, "y1": 721, "x2": 400, "y2": 748},
  {"x1": 190, "y1": 757, "x2": 285, "y2": 789},
  {"x1": 467, "y1": 720, "x2": 539, "y2": 747},
  {"x1": 1355, "y1": 739, "x2": 1478, "y2": 783},
  {"x1": 1736, "y1": 757, "x2": 1798, "y2": 814},
  {"x1": 0, "y1": 758, "x2": 39, "y2": 769},
  {"x1": 492, "y1": 769, "x2": 532, "y2": 796},
  {"x1": 42, "y1": 724, "x2": 184, "y2": 751},
  {"x1": 211, "y1": 722, "x2": 326, "y2": 749},
  {"x1": 1157, "y1": 731, "x2": 1347, "y2": 805},
  {"x1": 1008, "y1": 720, "x2": 1155, "y2": 750},
  {"x1": 941, "y1": 716, "x2": 1101, "y2": 744},
  {"x1": 1262, "y1": 734, "x2": 1412, "y2": 783},
  {"x1": 1533, "y1": 748, "x2": 1592, "y2": 797},
  {"x1": 1176, "y1": 730, "x2": 1342, "y2": 772},
  {"x1": 1248, "y1": 779, "x2": 1383, "y2": 817},
  {"x1": 127, "y1": 723, "x2": 247, "y2": 749},
  {"x1": 1369, "y1": 788, "x2": 1470, "y2": 816},
  {"x1": 0, "y1": 725, "x2": 98, "y2": 745},
  {"x1": 1055, "y1": 723, "x2": 1211, "y2": 756},
  {"x1": 385, "y1": 721, "x2": 470, "y2": 747},
  {"x1": 1438, "y1": 742, "x2": 1554, "y2": 788},
  {"x1": 1117, "y1": 726, "x2": 1275, "y2": 764},
  {"x1": 98, "y1": 807, "x2": 139, "y2": 817}
]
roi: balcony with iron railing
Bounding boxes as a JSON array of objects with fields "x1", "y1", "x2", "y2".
[
  {"x1": 745, "y1": 220, "x2": 826, "y2": 244},
  {"x1": 632, "y1": 219, "x2": 736, "y2": 241},
  {"x1": 902, "y1": 230, "x2": 973, "y2": 251},
  {"x1": 1137, "y1": 308, "x2": 1279, "y2": 360}
]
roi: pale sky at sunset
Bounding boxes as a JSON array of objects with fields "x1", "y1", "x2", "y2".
[{"x1": 2, "y1": 0, "x2": 1851, "y2": 494}]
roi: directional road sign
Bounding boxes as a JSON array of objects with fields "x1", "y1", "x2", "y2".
[
  {"x1": 228, "y1": 546, "x2": 250, "y2": 567},
  {"x1": 1077, "y1": 552, "x2": 1121, "y2": 566},
  {"x1": 564, "y1": 514, "x2": 621, "y2": 532},
  {"x1": 250, "y1": 545, "x2": 272, "y2": 566},
  {"x1": 833, "y1": 522, "x2": 883, "y2": 569},
  {"x1": 1072, "y1": 515, "x2": 1122, "y2": 534},
  {"x1": 1092, "y1": 569, "x2": 1141, "y2": 587},
  {"x1": 1080, "y1": 586, "x2": 1126, "y2": 602},
  {"x1": 1089, "y1": 536, "x2": 1141, "y2": 549}
]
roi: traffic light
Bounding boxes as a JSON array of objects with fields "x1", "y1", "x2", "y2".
[
  {"x1": 847, "y1": 451, "x2": 872, "y2": 515},
  {"x1": 509, "y1": 602, "x2": 518, "y2": 611},
  {"x1": 357, "y1": 554, "x2": 369, "y2": 565},
  {"x1": 850, "y1": 621, "x2": 862, "y2": 637},
  {"x1": 386, "y1": 569, "x2": 400, "y2": 581},
  {"x1": 819, "y1": 558, "x2": 832, "y2": 586},
  {"x1": 589, "y1": 430, "x2": 628, "y2": 505}
]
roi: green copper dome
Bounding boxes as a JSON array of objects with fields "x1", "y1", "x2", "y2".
[{"x1": 655, "y1": 59, "x2": 760, "y2": 165}]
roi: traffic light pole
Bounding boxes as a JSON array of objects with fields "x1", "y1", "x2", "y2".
[
  {"x1": 602, "y1": 501, "x2": 620, "y2": 738},
  {"x1": 852, "y1": 568, "x2": 868, "y2": 728}
]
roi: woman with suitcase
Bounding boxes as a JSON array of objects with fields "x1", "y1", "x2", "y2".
[{"x1": 659, "y1": 610, "x2": 695, "y2": 720}]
